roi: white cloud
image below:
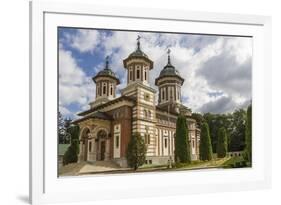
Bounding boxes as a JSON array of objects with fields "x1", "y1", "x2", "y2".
[
  {"x1": 65, "y1": 29, "x2": 100, "y2": 53},
  {"x1": 60, "y1": 29, "x2": 252, "y2": 115},
  {"x1": 59, "y1": 47, "x2": 95, "y2": 116}
]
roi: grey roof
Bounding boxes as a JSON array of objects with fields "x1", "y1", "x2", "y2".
[
  {"x1": 129, "y1": 47, "x2": 148, "y2": 58},
  {"x1": 155, "y1": 54, "x2": 184, "y2": 85},
  {"x1": 92, "y1": 57, "x2": 120, "y2": 84}
]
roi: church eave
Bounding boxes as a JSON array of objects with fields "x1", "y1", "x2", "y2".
[
  {"x1": 77, "y1": 96, "x2": 136, "y2": 116},
  {"x1": 155, "y1": 75, "x2": 184, "y2": 86},
  {"x1": 92, "y1": 74, "x2": 120, "y2": 85},
  {"x1": 123, "y1": 56, "x2": 153, "y2": 70}
]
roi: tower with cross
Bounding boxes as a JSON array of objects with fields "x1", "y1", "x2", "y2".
[{"x1": 155, "y1": 49, "x2": 184, "y2": 114}]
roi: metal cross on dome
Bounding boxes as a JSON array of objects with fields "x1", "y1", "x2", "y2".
[
  {"x1": 105, "y1": 56, "x2": 109, "y2": 69},
  {"x1": 167, "y1": 48, "x2": 171, "y2": 55},
  {"x1": 167, "y1": 48, "x2": 171, "y2": 64}
]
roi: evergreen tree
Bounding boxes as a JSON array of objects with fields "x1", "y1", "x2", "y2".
[
  {"x1": 126, "y1": 133, "x2": 147, "y2": 170},
  {"x1": 245, "y1": 104, "x2": 252, "y2": 164},
  {"x1": 229, "y1": 109, "x2": 246, "y2": 151},
  {"x1": 199, "y1": 122, "x2": 213, "y2": 161},
  {"x1": 217, "y1": 127, "x2": 228, "y2": 158},
  {"x1": 175, "y1": 115, "x2": 191, "y2": 163},
  {"x1": 63, "y1": 139, "x2": 79, "y2": 165}
]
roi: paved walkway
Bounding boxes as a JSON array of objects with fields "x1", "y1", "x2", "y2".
[{"x1": 79, "y1": 161, "x2": 129, "y2": 174}]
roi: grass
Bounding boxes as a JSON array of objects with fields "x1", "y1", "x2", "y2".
[
  {"x1": 172, "y1": 157, "x2": 230, "y2": 170},
  {"x1": 221, "y1": 156, "x2": 249, "y2": 168}
]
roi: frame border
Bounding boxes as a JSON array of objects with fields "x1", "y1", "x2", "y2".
[{"x1": 30, "y1": 1, "x2": 272, "y2": 204}]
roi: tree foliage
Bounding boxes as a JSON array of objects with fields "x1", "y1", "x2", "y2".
[
  {"x1": 175, "y1": 115, "x2": 191, "y2": 163},
  {"x1": 229, "y1": 109, "x2": 246, "y2": 151},
  {"x1": 126, "y1": 133, "x2": 147, "y2": 170},
  {"x1": 63, "y1": 139, "x2": 79, "y2": 165},
  {"x1": 245, "y1": 104, "x2": 252, "y2": 164},
  {"x1": 217, "y1": 127, "x2": 228, "y2": 158},
  {"x1": 199, "y1": 122, "x2": 213, "y2": 161},
  {"x1": 58, "y1": 112, "x2": 72, "y2": 144}
]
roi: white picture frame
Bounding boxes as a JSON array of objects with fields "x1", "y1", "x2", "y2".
[{"x1": 30, "y1": 1, "x2": 272, "y2": 204}]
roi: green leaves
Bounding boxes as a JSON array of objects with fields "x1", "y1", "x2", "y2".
[
  {"x1": 199, "y1": 122, "x2": 213, "y2": 161},
  {"x1": 126, "y1": 133, "x2": 147, "y2": 170},
  {"x1": 175, "y1": 115, "x2": 191, "y2": 163},
  {"x1": 245, "y1": 104, "x2": 252, "y2": 164},
  {"x1": 217, "y1": 127, "x2": 228, "y2": 158}
]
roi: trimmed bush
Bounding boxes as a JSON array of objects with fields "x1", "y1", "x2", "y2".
[
  {"x1": 217, "y1": 127, "x2": 228, "y2": 158},
  {"x1": 63, "y1": 139, "x2": 79, "y2": 165},
  {"x1": 175, "y1": 115, "x2": 191, "y2": 163},
  {"x1": 126, "y1": 132, "x2": 147, "y2": 170},
  {"x1": 199, "y1": 122, "x2": 213, "y2": 161}
]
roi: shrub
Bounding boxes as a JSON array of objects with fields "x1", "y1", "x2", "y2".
[
  {"x1": 217, "y1": 127, "x2": 228, "y2": 158},
  {"x1": 199, "y1": 122, "x2": 213, "y2": 161},
  {"x1": 175, "y1": 115, "x2": 191, "y2": 163},
  {"x1": 63, "y1": 139, "x2": 79, "y2": 166},
  {"x1": 126, "y1": 133, "x2": 147, "y2": 170}
]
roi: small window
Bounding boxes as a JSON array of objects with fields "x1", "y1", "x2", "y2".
[
  {"x1": 192, "y1": 140, "x2": 195, "y2": 148},
  {"x1": 110, "y1": 86, "x2": 113, "y2": 95},
  {"x1": 115, "y1": 135, "x2": 119, "y2": 148},
  {"x1": 89, "y1": 141, "x2": 92, "y2": 152},
  {"x1": 97, "y1": 85, "x2": 100, "y2": 95},
  {"x1": 164, "y1": 138, "x2": 168, "y2": 148},
  {"x1": 144, "y1": 93, "x2": 150, "y2": 101},
  {"x1": 148, "y1": 110, "x2": 152, "y2": 119},
  {"x1": 162, "y1": 89, "x2": 165, "y2": 100},
  {"x1": 144, "y1": 110, "x2": 147, "y2": 118},
  {"x1": 136, "y1": 69, "x2": 140, "y2": 79},
  {"x1": 144, "y1": 69, "x2": 147, "y2": 80},
  {"x1": 149, "y1": 160, "x2": 152, "y2": 164},
  {"x1": 145, "y1": 134, "x2": 150, "y2": 144},
  {"x1": 103, "y1": 85, "x2": 106, "y2": 94},
  {"x1": 130, "y1": 70, "x2": 133, "y2": 80}
]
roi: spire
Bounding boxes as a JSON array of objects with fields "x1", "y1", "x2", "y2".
[
  {"x1": 105, "y1": 56, "x2": 109, "y2": 70},
  {"x1": 167, "y1": 48, "x2": 171, "y2": 65},
  {"x1": 137, "y1": 35, "x2": 141, "y2": 50}
]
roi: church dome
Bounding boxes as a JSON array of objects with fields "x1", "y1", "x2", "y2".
[
  {"x1": 128, "y1": 45, "x2": 149, "y2": 58},
  {"x1": 155, "y1": 50, "x2": 184, "y2": 85},
  {"x1": 92, "y1": 57, "x2": 120, "y2": 84},
  {"x1": 123, "y1": 36, "x2": 153, "y2": 70},
  {"x1": 159, "y1": 63, "x2": 180, "y2": 77}
]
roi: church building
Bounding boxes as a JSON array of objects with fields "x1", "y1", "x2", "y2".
[{"x1": 73, "y1": 37, "x2": 200, "y2": 167}]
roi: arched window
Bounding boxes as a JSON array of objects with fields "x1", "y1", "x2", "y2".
[
  {"x1": 143, "y1": 110, "x2": 147, "y2": 118},
  {"x1": 110, "y1": 86, "x2": 113, "y2": 95},
  {"x1": 97, "y1": 130, "x2": 107, "y2": 139},
  {"x1": 148, "y1": 110, "x2": 152, "y2": 119},
  {"x1": 136, "y1": 69, "x2": 140, "y2": 79}
]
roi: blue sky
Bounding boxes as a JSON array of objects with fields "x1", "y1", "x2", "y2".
[{"x1": 58, "y1": 27, "x2": 252, "y2": 119}]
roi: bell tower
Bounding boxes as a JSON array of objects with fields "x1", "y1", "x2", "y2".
[
  {"x1": 155, "y1": 49, "x2": 184, "y2": 113},
  {"x1": 123, "y1": 36, "x2": 153, "y2": 87},
  {"x1": 90, "y1": 56, "x2": 120, "y2": 108}
]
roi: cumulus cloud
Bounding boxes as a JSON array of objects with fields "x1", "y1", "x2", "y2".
[
  {"x1": 59, "y1": 47, "x2": 95, "y2": 118},
  {"x1": 64, "y1": 29, "x2": 101, "y2": 53}
]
